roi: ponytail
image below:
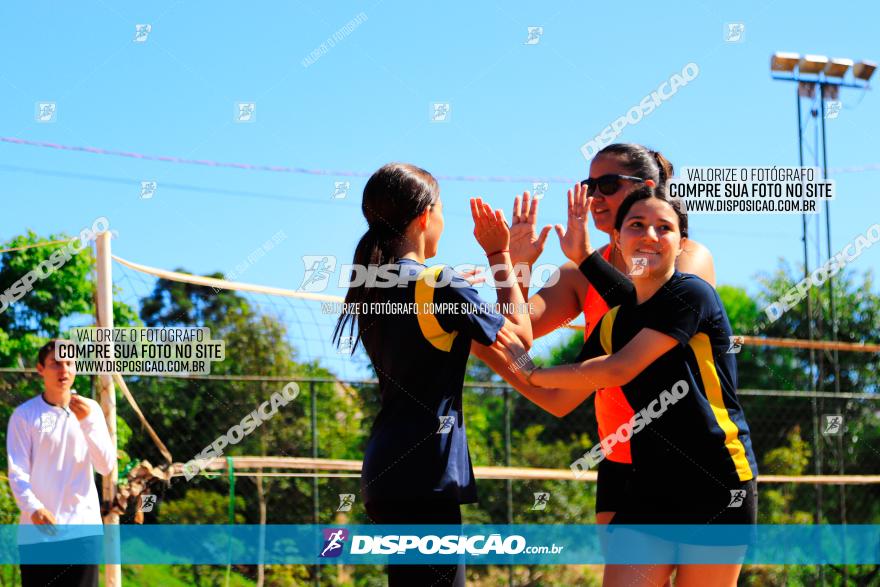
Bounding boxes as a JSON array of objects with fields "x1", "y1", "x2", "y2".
[
  {"x1": 331, "y1": 228, "x2": 390, "y2": 351},
  {"x1": 650, "y1": 150, "x2": 674, "y2": 185},
  {"x1": 595, "y1": 143, "x2": 674, "y2": 186},
  {"x1": 332, "y1": 163, "x2": 439, "y2": 353}
]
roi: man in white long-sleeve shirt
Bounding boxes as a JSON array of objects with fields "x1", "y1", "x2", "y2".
[{"x1": 6, "y1": 340, "x2": 115, "y2": 587}]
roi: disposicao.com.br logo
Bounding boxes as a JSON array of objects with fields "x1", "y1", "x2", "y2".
[{"x1": 318, "y1": 529, "x2": 563, "y2": 557}]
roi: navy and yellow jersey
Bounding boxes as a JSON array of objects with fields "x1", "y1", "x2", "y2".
[
  {"x1": 359, "y1": 258, "x2": 505, "y2": 505},
  {"x1": 577, "y1": 272, "x2": 758, "y2": 488}
]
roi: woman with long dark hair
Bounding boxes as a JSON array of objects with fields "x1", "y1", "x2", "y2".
[
  {"x1": 492, "y1": 184, "x2": 757, "y2": 586},
  {"x1": 475, "y1": 144, "x2": 716, "y2": 532},
  {"x1": 334, "y1": 162, "x2": 532, "y2": 586}
]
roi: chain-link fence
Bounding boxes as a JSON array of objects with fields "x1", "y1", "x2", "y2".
[{"x1": 1, "y1": 370, "x2": 878, "y2": 585}]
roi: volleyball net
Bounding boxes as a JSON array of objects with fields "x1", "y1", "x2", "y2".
[
  {"x1": 1, "y1": 236, "x2": 879, "y2": 539},
  {"x1": 87, "y1": 243, "x2": 880, "y2": 521}
]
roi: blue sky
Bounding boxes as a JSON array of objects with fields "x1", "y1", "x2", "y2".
[{"x1": 1, "y1": 1, "x2": 877, "y2": 373}]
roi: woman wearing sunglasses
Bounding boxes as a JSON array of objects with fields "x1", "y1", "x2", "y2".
[
  {"x1": 490, "y1": 184, "x2": 757, "y2": 587},
  {"x1": 473, "y1": 143, "x2": 716, "y2": 531}
]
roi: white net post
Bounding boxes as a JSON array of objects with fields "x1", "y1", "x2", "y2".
[{"x1": 96, "y1": 231, "x2": 121, "y2": 586}]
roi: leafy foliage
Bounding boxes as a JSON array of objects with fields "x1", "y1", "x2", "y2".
[{"x1": 0, "y1": 230, "x2": 878, "y2": 585}]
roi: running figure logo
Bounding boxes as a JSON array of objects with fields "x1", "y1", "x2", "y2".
[
  {"x1": 823, "y1": 415, "x2": 844, "y2": 436},
  {"x1": 320, "y1": 529, "x2": 349, "y2": 558},
  {"x1": 36, "y1": 102, "x2": 57, "y2": 123},
  {"x1": 629, "y1": 257, "x2": 648, "y2": 276},
  {"x1": 337, "y1": 494, "x2": 355, "y2": 512},
  {"x1": 134, "y1": 24, "x2": 152, "y2": 43},
  {"x1": 727, "y1": 335, "x2": 744, "y2": 354},
  {"x1": 728, "y1": 489, "x2": 747, "y2": 508},
  {"x1": 825, "y1": 101, "x2": 842, "y2": 120},
  {"x1": 332, "y1": 181, "x2": 350, "y2": 199},
  {"x1": 235, "y1": 102, "x2": 256, "y2": 123},
  {"x1": 431, "y1": 103, "x2": 451, "y2": 123},
  {"x1": 532, "y1": 182, "x2": 549, "y2": 201},
  {"x1": 524, "y1": 27, "x2": 544, "y2": 45},
  {"x1": 39, "y1": 412, "x2": 56, "y2": 433},
  {"x1": 724, "y1": 23, "x2": 745, "y2": 43},
  {"x1": 531, "y1": 492, "x2": 550, "y2": 510},
  {"x1": 140, "y1": 181, "x2": 157, "y2": 200},
  {"x1": 338, "y1": 336, "x2": 355, "y2": 355},
  {"x1": 139, "y1": 494, "x2": 157, "y2": 513},
  {"x1": 300, "y1": 256, "x2": 337, "y2": 292},
  {"x1": 437, "y1": 415, "x2": 455, "y2": 434}
]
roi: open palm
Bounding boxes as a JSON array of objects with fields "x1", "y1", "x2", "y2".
[
  {"x1": 470, "y1": 197, "x2": 511, "y2": 255},
  {"x1": 509, "y1": 191, "x2": 552, "y2": 266},
  {"x1": 554, "y1": 182, "x2": 593, "y2": 265}
]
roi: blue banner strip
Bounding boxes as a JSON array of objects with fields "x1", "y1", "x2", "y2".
[{"x1": 2, "y1": 525, "x2": 879, "y2": 565}]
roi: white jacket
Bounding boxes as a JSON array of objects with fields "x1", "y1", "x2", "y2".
[{"x1": 6, "y1": 393, "x2": 115, "y2": 543}]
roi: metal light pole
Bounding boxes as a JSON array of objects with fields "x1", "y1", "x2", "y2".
[
  {"x1": 771, "y1": 53, "x2": 874, "y2": 586},
  {"x1": 771, "y1": 54, "x2": 874, "y2": 389},
  {"x1": 793, "y1": 81, "x2": 823, "y2": 532}
]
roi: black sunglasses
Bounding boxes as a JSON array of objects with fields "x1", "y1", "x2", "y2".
[{"x1": 580, "y1": 174, "x2": 645, "y2": 196}]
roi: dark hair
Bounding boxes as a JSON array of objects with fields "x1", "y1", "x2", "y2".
[
  {"x1": 614, "y1": 184, "x2": 689, "y2": 238},
  {"x1": 37, "y1": 340, "x2": 61, "y2": 366},
  {"x1": 595, "y1": 143, "x2": 674, "y2": 185},
  {"x1": 332, "y1": 163, "x2": 439, "y2": 351}
]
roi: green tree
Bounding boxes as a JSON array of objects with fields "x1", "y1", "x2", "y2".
[
  {"x1": 160, "y1": 489, "x2": 246, "y2": 587},
  {"x1": 722, "y1": 266, "x2": 880, "y2": 524},
  {"x1": 759, "y1": 426, "x2": 813, "y2": 524},
  {"x1": 0, "y1": 232, "x2": 138, "y2": 471}
]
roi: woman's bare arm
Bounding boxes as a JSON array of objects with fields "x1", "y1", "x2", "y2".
[
  {"x1": 679, "y1": 239, "x2": 716, "y2": 286},
  {"x1": 525, "y1": 262, "x2": 589, "y2": 338},
  {"x1": 471, "y1": 334, "x2": 594, "y2": 418},
  {"x1": 471, "y1": 197, "x2": 533, "y2": 347},
  {"x1": 496, "y1": 327, "x2": 678, "y2": 392}
]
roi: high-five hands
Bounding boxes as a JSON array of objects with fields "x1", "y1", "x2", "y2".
[
  {"x1": 554, "y1": 182, "x2": 594, "y2": 265},
  {"x1": 509, "y1": 191, "x2": 553, "y2": 266},
  {"x1": 470, "y1": 198, "x2": 511, "y2": 257},
  {"x1": 494, "y1": 328, "x2": 538, "y2": 384}
]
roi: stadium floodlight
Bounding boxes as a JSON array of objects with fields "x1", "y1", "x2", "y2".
[
  {"x1": 771, "y1": 50, "x2": 874, "y2": 405},
  {"x1": 822, "y1": 84, "x2": 839, "y2": 100},
  {"x1": 798, "y1": 81, "x2": 816, "y2": 98},
  {"x1": 853, "y1": 60, "x2": 877, "y2": 82},
  {"x1": 824, "y1": 58, "x2": 853, "y2": 78},
  {"x1": 771, "y1": 52, "x2": 800, "y2": 72},
  {"x1": 799, "y1": 55, "x2": 829, "y2": 74}
]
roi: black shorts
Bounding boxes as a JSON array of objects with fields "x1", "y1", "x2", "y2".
[
  {"x1": 595, "y1": 459, "x2": 634, "y2": 514},
  {"x1": 605, "y1": 479, "x2": 758, "y2": 559},
  {"x1": 612, "y1": 478, "x2": 758, "y2": 526},
  {"x1": 19, "y1": 536, "x2": 101, "y2": 587},
  {"x1": 365, "y1": 500, "x2": 465, "y2": 587}
]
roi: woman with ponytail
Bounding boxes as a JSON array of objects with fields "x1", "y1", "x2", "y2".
[
  {"x1": 334, "y1": 162, "x2": 532, "y2": 586},
  {"x1": 474, "y1": 144, "x2": 717, "y2": 531}
]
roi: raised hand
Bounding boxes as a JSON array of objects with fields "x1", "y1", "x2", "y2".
[
  {"x1": 509, "y1": 191, "x2": 553, "y2": 266},
  {"x1": 470, "y1": 197, "x2": 511, "y2": 256},
  {"x1": 69, "y1": 394, "x2": 91, "y2": 422},
  {"x1": 554, "y1": 182, "x2": 594, "y2": 265}
]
